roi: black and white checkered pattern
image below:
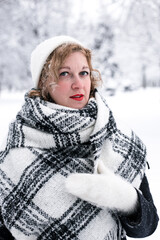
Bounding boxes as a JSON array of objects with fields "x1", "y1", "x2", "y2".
[{"x1": 0, "y1": 91, "x2": 146, "y2": 239}]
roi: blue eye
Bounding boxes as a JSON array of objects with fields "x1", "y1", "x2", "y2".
[
  {"x1": 80, "y1": 71, "x2": 89, "y2": 76},
  {"x1": 59, "y1": 71, "x2": 69, "y2": 77}
]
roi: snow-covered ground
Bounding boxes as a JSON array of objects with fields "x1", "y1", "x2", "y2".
[{"x1": 0, "y1": 88, "x2": 160, "y2": 239}]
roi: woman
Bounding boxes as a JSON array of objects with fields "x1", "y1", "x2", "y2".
[{"x1": 0, "y1": 35, "x2": 159, "y2": 240}]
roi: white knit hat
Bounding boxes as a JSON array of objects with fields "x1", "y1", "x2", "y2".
[{"x1": 31, "y1": 35, "x2": 83, "y2": 88}]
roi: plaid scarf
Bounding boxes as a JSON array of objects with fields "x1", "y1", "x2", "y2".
[{"x1": 0, "y1": 90, "x2": 146, "y2": 240}]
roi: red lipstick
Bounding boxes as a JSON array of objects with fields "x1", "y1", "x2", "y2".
[{"x1": 70, "y1": 94, "x2": 84, "y2": 101}]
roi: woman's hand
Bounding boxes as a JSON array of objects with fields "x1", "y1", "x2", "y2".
[{"x1": 65, "y1": 161, "x2": 138, "y2": 214}]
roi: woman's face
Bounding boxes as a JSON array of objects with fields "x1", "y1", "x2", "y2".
[{"x1": 47, "y1": 52, "x2": 91, "y2": 109}]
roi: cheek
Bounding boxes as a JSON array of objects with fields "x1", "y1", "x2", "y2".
[
  {"x1": 49, "y1": 82, "x2": 70, "y2": 97},
  {"x1": 56, "y1": 82, "x2": 71, "y2": 93},
  {"x1": 86, "y1": 79, "x2": 91, "y2": 92}
]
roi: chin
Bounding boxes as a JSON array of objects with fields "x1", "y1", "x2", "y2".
[{"x1": 72, "y1": 102, "x2": 88, "y2": 109}]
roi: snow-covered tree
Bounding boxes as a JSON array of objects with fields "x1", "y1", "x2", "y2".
[
  {"x1": 0, "y1": 0, "x2": 73, "y2": 90},
  {"x1": 107, "y1": 0, "x2": 160, "y2": 88},
  {"x1": 0, "y1": 0, "x2": 160, "y2": 92}
]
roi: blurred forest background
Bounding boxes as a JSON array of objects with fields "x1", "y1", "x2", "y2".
[{"x1": 0, "y1": 0, "x2": 160, "y2": 95}]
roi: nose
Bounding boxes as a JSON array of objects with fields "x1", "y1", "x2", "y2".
[{"x1": 71, "y1": 74, "x2": 83, "y2": 89}]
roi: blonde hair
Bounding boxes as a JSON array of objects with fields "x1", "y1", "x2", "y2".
[{"x1": 29, "y1": 43, "x2": 101, "y2": 101}]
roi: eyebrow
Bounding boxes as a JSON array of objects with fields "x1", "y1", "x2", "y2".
[{"x1": 59, "y1": 66, "x2": 90, "y2": 70}]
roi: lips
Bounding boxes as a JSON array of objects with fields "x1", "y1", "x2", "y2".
[{"x1": 70, "y1": 94, "x2": 84, "y2": 101}]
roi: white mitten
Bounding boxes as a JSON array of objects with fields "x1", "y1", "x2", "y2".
[{"x1": 65, "y1": 161, "x2": 138, "y2": 214}]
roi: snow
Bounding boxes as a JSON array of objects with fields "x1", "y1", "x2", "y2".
[{"x1": 0, "y1": 88, "x2": 160, "y2": 239}]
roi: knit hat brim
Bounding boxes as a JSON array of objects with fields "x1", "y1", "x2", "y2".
[{"x1": 31, "y1": 35, "x2": 83, "y2": 88}]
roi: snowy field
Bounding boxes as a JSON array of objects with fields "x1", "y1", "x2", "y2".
[{"x1": 0, "y1": 88, "x2": 160, "y2": 239}]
